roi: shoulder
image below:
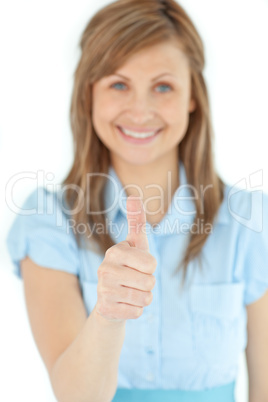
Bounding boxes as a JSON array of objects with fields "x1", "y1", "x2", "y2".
[
  {"x1": 18, "y1": 186, "x2": 72, "y2": 227},
  {"x1": 21, "y1": 186, "x2": 65, "y2": 211},
  {"x1": 6, "y1": 186, "x2": 80, "y2": 279}
]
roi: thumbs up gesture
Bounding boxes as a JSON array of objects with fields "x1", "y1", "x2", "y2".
[{"x1": 95, "y1": 195, "x2": 157, "y2": 323}]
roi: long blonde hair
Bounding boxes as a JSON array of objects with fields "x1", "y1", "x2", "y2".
[{"x1": 61, "y1": 0, "x2": 226, "y2": 290}]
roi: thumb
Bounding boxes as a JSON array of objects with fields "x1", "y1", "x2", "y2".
[{"x1": 125, "y1": 195, "x2": 149, "y2": 251}]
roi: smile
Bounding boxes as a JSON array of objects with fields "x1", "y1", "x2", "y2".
[
  {"x1": 117, "y1": 126, "x2": 162, "y2": 139},
  {"x1": 116, "y1": 126, "x2": 162, "y2": 144}
]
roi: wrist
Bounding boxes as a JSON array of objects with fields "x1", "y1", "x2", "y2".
[{"x1": 91, "y1": 305, "x2": 126, "y2": 329}]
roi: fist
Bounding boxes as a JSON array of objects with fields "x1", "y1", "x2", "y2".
[{"x1": 95, "y1": 195, "x2": 157, "y2": 322}]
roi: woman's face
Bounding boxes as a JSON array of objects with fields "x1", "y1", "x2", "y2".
[{"x1": 92, "y1": 40, "x2": 196, "y2": 167}]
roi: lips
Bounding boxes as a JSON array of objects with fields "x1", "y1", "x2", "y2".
[
  {"x1": 117, "y1": 125, "x2": 162, "y2": 134},
  {"x1": 116, "y1": 125, "x2": 161, "y2": 144}
]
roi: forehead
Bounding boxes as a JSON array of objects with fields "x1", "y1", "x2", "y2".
[{"x1": 114, "y1": 40, "x2": 190, "y2": 75}]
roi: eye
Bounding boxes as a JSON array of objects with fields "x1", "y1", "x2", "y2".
[
  {"x1": 110, "y1": 82, "x2": 127, "y2": 91},
  {"x1": 110, "y1": 82, "x2": 173, "y2": 93},
  {"x1": 155, "y1": 83, "x2": 172, "y2": 93}
]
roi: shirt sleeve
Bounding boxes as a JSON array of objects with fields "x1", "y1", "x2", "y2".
[
  {"x1": 241, "y1": 190, "x2": 268, "y2": 305},
  {"x1": 5, "y1": 186, "x2": 80, "y2": 279}
]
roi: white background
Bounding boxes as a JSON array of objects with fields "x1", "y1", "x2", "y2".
[{"x1": 1, "y1": 0, "x2": 268, "y2": 401}]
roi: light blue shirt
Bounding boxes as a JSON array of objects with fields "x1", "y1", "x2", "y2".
[{"x1": 6, "y1": 160, "x2": 268, "y2": 391}]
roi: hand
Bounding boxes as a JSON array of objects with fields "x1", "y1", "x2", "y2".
[{"x1": 95, "y1": 195, "x2": 157, "y2": 322}]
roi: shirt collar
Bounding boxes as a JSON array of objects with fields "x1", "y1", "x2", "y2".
[{"x1": 104, "y1": 160, "x2": 229, "y2": 228}]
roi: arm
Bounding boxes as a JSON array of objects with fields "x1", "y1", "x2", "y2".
[
  {"x1": 21, "y1": 256, "x2": 125, "y2": 402},
  {"x1": 51, "y1": 307, "x2": 125, "y2": 402},
  {"x1": 245, "y1": 289, "x2": 268, "y2": 402}
]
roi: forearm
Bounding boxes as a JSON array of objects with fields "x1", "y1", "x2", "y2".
[
  {"x1": 50, "y1": 306, "x2": 126, "y2": 402},
  {"x1": 249, "y1": 393, "x2": 268, "y2": 402},
  {"x1": 248, "y1": 386, "x2": 268, "y2": 402}
]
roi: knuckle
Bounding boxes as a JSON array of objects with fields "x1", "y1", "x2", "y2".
[
  {"x1": 118, "y1": 241, "x2": 130, "y2": 249},
  {"x1": 145, "y1": 276, "x2": 154, "y2": 290},
  {"x1": 143, "y1": 253, "x2": 157, "y2": 273},
  {"x1": 144, "y1": 252, "x2": 152, "y2": 265},
  {"x1": 105, "y1": 246, "x2": 117, "y2": 260},
  {"x1": 105, "y1": 246, "x2": 113, "y2": 258},
  {"x1": 145, "y1": 292, "x2": 153, "y2": 305},
  {"x1": 146, "y1": 275, "x2": 156, "y2": 290},
  {"x1": 149, "y1": 256, "x2": 157, "y2": 272},
  {"x1": 149, "y1": 275, "x2": 156, "y2": 289},
  {"x1": 135, "y1": 307, "x2": 143, "y2": 318}
]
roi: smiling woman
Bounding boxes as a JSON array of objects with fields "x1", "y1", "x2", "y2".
[
  {"x1": 5, "y1": 0, "x2": 268, "y2": 402},
  {"x1": 92, "y1": 40, "x2": 196, "y2": 167}
]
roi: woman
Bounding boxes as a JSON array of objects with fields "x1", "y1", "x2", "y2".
[{"x1": 6, "y1": 0, "x2": 268, "y2": 401}]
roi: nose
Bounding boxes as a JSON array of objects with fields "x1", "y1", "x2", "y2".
[{"x1": 125, "y1": 91, "x2": 154, "y2": 123}]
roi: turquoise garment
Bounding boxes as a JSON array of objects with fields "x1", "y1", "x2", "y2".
[
  {"x1": 112, "y1": 381, "x2": 235, "y2": 402},
  {"x1": 5, "y1": 160, "x2": 268, "y2": 392}
]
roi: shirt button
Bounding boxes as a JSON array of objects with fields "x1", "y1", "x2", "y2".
[
  {"x1": 145, "y1": 372, "x2": 154, "y2": 382},
  {"x1": 145, "y1": 346, "x2": 154, "y2": 355}
]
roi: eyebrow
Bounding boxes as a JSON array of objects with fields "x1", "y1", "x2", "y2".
[{"x1": 110, "y1": 72, "x2": 176, "y2": 81}]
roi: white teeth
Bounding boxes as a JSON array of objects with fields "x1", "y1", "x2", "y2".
[{"x1": 119, "y1": 127, "x2": 158, "y2": 138}]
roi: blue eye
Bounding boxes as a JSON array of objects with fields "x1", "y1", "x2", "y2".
[
  {"x1": 110, "y1": 82, "x2": 172, "y2": 92},
  {"x1": 155, "y1": 84, "x2": 172, "y2": 93},
  {"x1": 111, "y1": 82, "x2": 126, "y2": 90}
]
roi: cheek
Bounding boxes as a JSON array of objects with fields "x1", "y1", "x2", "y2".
[
  {"x1": 160, "y1": 97, "x2": 188, "y2": 125},
  {"x1": 92, "y1": 94, "x2": 119, "y2": 125}
]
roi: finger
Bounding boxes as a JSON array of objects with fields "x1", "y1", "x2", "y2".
[
  {"x1": 125, "y1": 195, "x2": 149, "y2": 251},
  {"x1": 106, "y1": 246, "x2": 156, "y2": 275},
  {"x1": 102, "y1": 263, "x2": 156, "y2": 291}
]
